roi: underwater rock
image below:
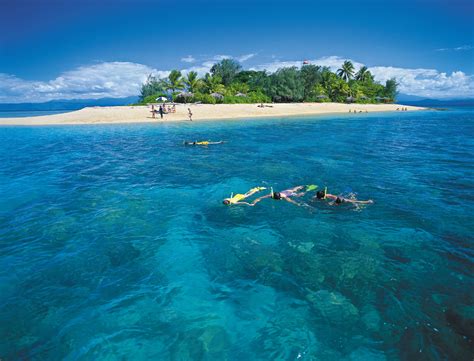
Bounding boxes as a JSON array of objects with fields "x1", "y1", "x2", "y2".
[
  {"x1": 247, "y1": 248, "x2": 284, "y2": 279},
  {"x1": 398, "y1": 326, "x2": 441, "y2": 361},
  {"x1": 319, "y1": 251, "x2": 379, "y2": 305},
  {"x1": 287, "y1": 251, "x2": 325, "y2": 289},
  {"x1": 199, "y1": 325, "x2": 231, "y2": 357},
  {"x1": 383, "y1": 245, "x2": 412, "y2": 264},
  {"x1": 431, "y1": 293, "x2": 448, "y2": 306},
  {"x1": 202, "y1": 231, "x2": 284, "y2": 288},
  {"x1": 251, "y1": 306, "x2": 320, "y2": 360},
  {"x1": 288, "y1": 241, "x2": 314, "y2": 254},
  {"x1": 339, "y1": 254, "x2": 379, "y2": 284},
  {"x1": 306, "y1": 290, "x2": 359, "y2": 326},
  {"x1": 169, "y1": 325, "x2": 230, "y2": 361},
  {"x1": 42, "y1": 212, "x2": 77, "y2": 245},
  {"x1": 347, "y1": 347, "x2": 387, "y2": 361},
  {"x1": 281, "y1": 218, "x2": 334, "y2": 249},
  {"x1": 445, "y1": 305, "x2": 474, "y2": 340},
  {"x1": 106, "y1": 242, "x2": 141, "y2": 267},
  {"x1": 361, "y1": 306, "x2": 381, "y2": 333},
  {"x1": 213, "y1": 226, "x2": 281, "y2": 249}
]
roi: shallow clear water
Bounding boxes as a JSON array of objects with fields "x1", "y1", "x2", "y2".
[
  {"x1": 1, "y1": 109, "x2": 473, "y2": 360},
  {"x1": 0, "y1": 110, "x2": 73, "y2": 118}
]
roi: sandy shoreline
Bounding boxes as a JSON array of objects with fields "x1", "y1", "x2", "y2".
[{"x1": 0, "y1": 103, "x2": 425, "y2": 126}]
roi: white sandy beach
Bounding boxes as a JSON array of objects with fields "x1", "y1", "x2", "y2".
[{"x1": 0, "y1": 103, "x2": 425, "y2": 125}]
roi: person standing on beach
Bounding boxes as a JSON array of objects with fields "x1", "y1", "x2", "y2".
[
  {"x1": 158, "y1": 105, "x2": 164, "y2": 119},
  {"x1": 188, "y1": 108, "x2": 193, "y2": 121},
  {"x1": 151, "y1": 104, "x2": 156, "y2": 119}
]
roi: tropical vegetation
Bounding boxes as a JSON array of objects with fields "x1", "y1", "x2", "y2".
[{"x1": 138, "y1": 59, "x2": 398, "y2": 104}]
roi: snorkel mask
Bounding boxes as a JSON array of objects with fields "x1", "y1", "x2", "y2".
[
  {"x1": 223, "y1": 192, "x2": 234, "y2": 205},
  {"x1": 270, "y1": 187, "x2": 282, "y2": 200}
]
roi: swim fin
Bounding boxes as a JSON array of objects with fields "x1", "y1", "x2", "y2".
[
  {"x1": 306, "y1": 184, "x2": 318, "y2": 192},
  {"x1": 250, "y1": 186, "x2": 267, "y2": 192}
]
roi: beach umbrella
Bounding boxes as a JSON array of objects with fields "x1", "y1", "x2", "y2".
[
  {"x1": 315, "y1": 95, "x2": 328, "y2": 99},
  {"x1": 156, "y1": 96, "x2": 168, "y2": 101},
  {"x1": 235, "y1": 92, "x2": 247, "y2": 97},
  {"x1": 346, "y1": 96, "x2": 355, "y2": 103}
]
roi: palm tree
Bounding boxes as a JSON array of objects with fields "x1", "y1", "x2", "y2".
[
  {"x1": 203, "y1": 73, "x2": 225, "y2": 94},
  {"x1": 166, "y1": 70, "x2": 184, "y2": 93},
  {"x1": 337, "y1": 61, "x2": 355, "y2": 82},
  {"x1": 183, "y1": 71, "x2": 202, "y2": 93},
  {"x1": 355, "y1": 66, "x2": 373, "y2": 82}
]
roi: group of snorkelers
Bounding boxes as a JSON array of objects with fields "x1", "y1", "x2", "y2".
[
  {"x1": 223, "y1": 185, "x2": 373, "y2": 207},
  {"x1": 182, "y1": 142, "x2": 374, "y2": 207}
]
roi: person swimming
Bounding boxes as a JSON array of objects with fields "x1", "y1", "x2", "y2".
[
  {"x1": 223, "y1": 186, "x2": 266, "y2": 206},
  {"x1": 314, "y1": 187, "x2": 373, "y2": 205},
  {"x1": 251, "y1": 185, "x2": 312, "y2": 206},
  {"x1": 184, "y1": 140, "x2": 224, "y2": 146}
]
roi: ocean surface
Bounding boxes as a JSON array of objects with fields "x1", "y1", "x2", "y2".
[
  {"x1": 0, "y1": 110, "x2": 73, "y2": 118},
  {"x1": 0, "y1": 108, "x2": 473, "y2": 360}
]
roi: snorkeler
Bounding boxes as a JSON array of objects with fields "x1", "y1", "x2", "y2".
[
  {"x1": 223, "y1": 186, "x2": 267, "y2": 206},
  {"x1": 251, "y1": 185, "x2": 314, "y2": 206},
  {"x1": 314, "y1": 187, "x2": 373, "y2": 205},
  {"x1": 184, "y1": 140, "x2": 224, "y2": 146}
]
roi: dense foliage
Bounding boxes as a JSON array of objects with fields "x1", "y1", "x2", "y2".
[{"x1": 138, "y1": 59, "x2": 397, "y2": 104}]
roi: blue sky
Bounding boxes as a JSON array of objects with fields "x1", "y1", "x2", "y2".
[{"x1": 0, "y1": 0, "x2": 473, "y2": 102}]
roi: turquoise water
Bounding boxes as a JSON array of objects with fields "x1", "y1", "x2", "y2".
[
  {"x1": 0, "y1": 110, "x2": 73, "y2": 118},
  {"x1": 1, "y1": 109, "x2": 473, "y2": 360}
]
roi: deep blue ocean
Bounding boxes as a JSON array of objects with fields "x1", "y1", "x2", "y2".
[{"x1": 1, "y1": 108, "x2": 473, "y2": 360}]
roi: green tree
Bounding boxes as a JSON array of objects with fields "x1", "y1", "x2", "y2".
[
  {"x1": 183, "y1": 71, "x2": 202, "y2": 93},
  {"x1": 337, "y1": 60, "x2": 355, "y2": 82},
  {"x1": 322, "y1": 71, "x2": 350, "y2": 101},
  {"x1": 203, "y1": 73, "x2": 225, "y2": 94},
  {"x1": 384, "y1": 78, "x2": 398, "y2": 101},
  {"x1": 139, "y1": 74, "x2": 166, "y2": 102},
  {"x1": 228, "y1": 82, "x2": 250, "y2": 95},
  {"x1": 355, "y1": 66, "x2": 373, "y2": 82},
  {"x1": 247, "y1": 71, "x2": 270, "y2": 91},
  {"x1": 364, "y1": 81, "x2": 385, "y2": 100},
  {"x1": 166, "y1": 70, "x2": 184, "y2": 93},
  {"x1": 266, "y1": 67, "x2": 304, "y2": 102},
  {"x1": 210, "y1": 59, "x2": 242, "y2": 86},
  {"x1": 234, "y1": 70, "x2": 265, "y2": 84},
  {"x1": 300, "y1": 65, "x2": 322, "y2": 101},
  {"x1": 349, "y1": 80, "x2": 365, "y2": 99}
]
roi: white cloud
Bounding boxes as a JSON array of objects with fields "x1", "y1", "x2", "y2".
[
  {"x1": 236, "y1": 53, "x2": 256, "y2": 62},
  {"x1": 436, "y1": 45, "x2": 473, "y2": 52},
  {"x1": 370, "y1": 66, "x2": 474, "y2": 98},
  {"x1": 181, "y1": 55, "x2": 196, "y2": 63},
  {"x1": 0, "y1": 62, "x2": 170, "y2": 103},
  {"x1": 212, "y1": 54, "x2": 232, "y2": 61},
  {"x1": 1, "y1": 56, "x2": 472, "y2": 102}
]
